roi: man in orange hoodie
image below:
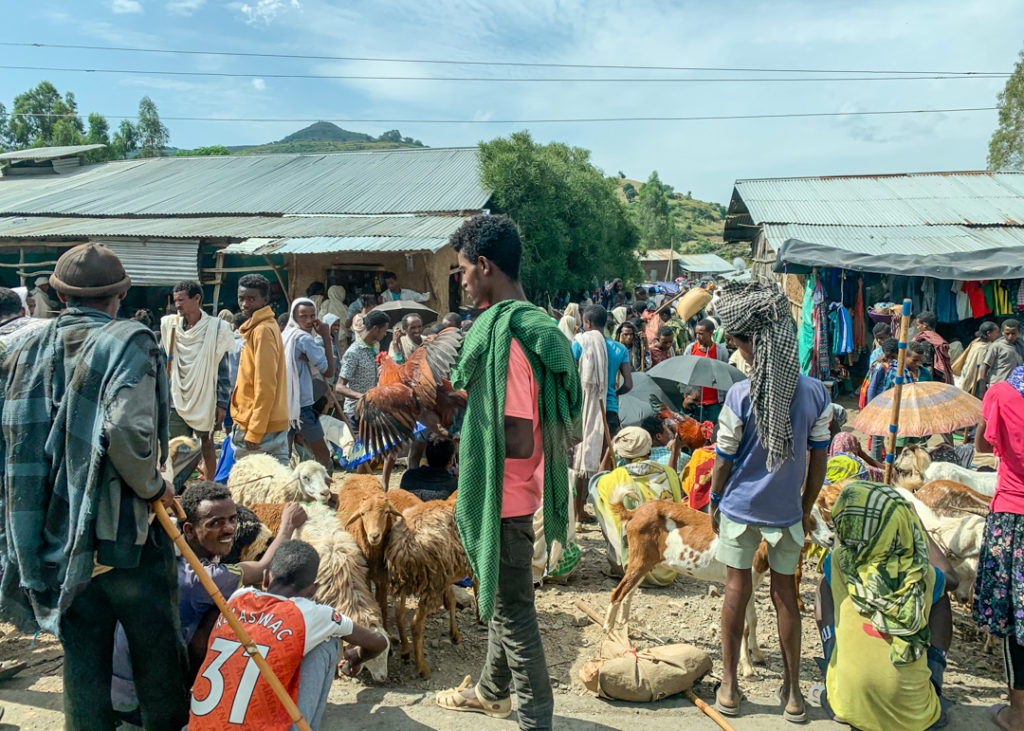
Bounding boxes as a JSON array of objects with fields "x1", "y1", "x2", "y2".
[{"x1": 230, "y1": 274, "x2": 290, "y2": 465}]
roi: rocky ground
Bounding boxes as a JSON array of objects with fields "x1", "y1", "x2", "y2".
[{"x1": 0, "y1": 516, "x2": 1007, "y2": 730}]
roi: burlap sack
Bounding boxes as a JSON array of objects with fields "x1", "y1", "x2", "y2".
[
  {"x1": 579, "y1": 643, "x2": 712, "y2": 702},
  {"x1": 675, "y1": 286, "x2": 713, "y2": 322}
]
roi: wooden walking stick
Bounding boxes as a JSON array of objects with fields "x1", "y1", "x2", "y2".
[
  {"x1": 884, "y1": 298, "x2": 913, "y2": 485},
  {"x1": 150, "y1": 499, "x2": 314, "y2": 731},
  {"x1": 599, "y1": 400, "x2": 615, "y2": 471}
]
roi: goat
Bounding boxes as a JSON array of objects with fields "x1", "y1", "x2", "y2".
[
  {"x1": 604, "y1": 485, "x2": 834, "y2": 677},
  {"x1": 915, "y1": 480, "x2": 990, "y2": 518},
  {"x1": 925, "y1": 462, "x2": 998, "y2": 498},
  {"x1": 247, "y1": 502, "x2": 390, "y2": 681},
  {"x1": 385, "y1": 498, "x2": 469, "y2": 679},
  {"x1": 336, "y1": 475, "x2": 402, "y2": 631},
  {"x1": 228, "y1": 454, "x2": 332, "y2": 506}
]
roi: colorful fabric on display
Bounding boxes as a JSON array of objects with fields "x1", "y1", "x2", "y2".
[
  {"x1": 829, "y1": 304, "x2": 855, "y2": 356},
  {"x1": 814, "y1": 292, "x2": 830, "y2": 382},
  {"x1": 853, "y1": 277, "x2": 867, "y2": 352},
  {"x1": 1017, "y1": 280, "x2": 1024, "y2": 310},
  {"x1": 935, "y1": 281, "x2": 958, "y2": 323},
  {"x1": 680, "y1": 446, "x2": 716, "y2": 510},
  {"x1": 994, "y1": 281, "x2": 1014, "y2": 317},
  {"x1": 799, "y1": 276, "x2": 815, "y2": 376},
  {"x1": 964, "y1": 281, "x2": 990, "y2": 317},
  {"x1": 832, "y1": 481, "x2": 931, "y2": 666}
]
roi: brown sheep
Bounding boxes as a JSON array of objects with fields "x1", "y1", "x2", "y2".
[
  {"x1": 385, "y1": 499, "x2": 469, "y2": 679},
  {"x1": 385, "y1": 488, "x2": 423, "y2": 514},
  {"x1": 336, "y1": 476, "x2": 402, "y2": 631}
]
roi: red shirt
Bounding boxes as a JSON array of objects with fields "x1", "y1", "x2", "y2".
[
  {"x1": 189, "y1": 588, "x2": 352, "y2": 731},
  {"x1": 983, "y1": 382, "x2": 1024, "y2": 514},
  {"x1": 689, "y1": 342, "x2": 719, "y2": 405},
  {"x1": 501, "y1": 339, "x2": 544, "y2": 518}
]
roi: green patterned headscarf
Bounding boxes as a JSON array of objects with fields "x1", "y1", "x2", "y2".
[
  {"x1": 832, "y1": 480, "x2": 931, "y2": 665},
  {"x1": 452, "y1": 300, "x2": 582, "y2": 621}
]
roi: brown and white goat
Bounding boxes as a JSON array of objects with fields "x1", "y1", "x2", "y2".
[
  {"x1": 915, "y1": 479, "x2": 990, "y2": 518},
  {"x1": 605, "y1": 485, "x2": 834, "y2": 676}
]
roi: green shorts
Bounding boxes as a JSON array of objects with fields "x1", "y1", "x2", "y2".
[
  {"x1": 169, "y1": 407, "x2": 210, "y2": 439},
  {"x1": 716, "y1": 513, "x2": 804, "y2": 575}
]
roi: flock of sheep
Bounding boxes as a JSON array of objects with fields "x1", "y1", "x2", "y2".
[{"x1": 223, "y1": 453, "x2": 470, "y2": 682}]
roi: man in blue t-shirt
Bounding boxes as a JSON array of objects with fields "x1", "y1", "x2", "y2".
[
  {"x1": 708, "y1": 282, "x2": 831, "y2": 723},
  {"x1": 571, "y1": 304, "x2": 632, "y2": 523}
]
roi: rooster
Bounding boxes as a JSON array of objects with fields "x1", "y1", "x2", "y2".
[
  {"x1": 355, "y1": 327, "x2": 465, "y2": 456},
  {"x1": 649, "y1": 395, "x2": 714, "y2": 452}
]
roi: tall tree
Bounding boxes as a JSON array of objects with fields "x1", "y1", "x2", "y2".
[
  {"x1": 136, "y1": 96, "x2": 169, "y2": 158},
  {"x1": 989, "y1": 48, "x2": 1024, "y2": 170},
  {"x1": 84, "y1": 113, "x2": 112, "y2": 162},
  {"x1": 9, "y1": 81, "x2": 82, "y2": 148},
  {"x1": 0, "y1": 102, "x2": 10, "y2": 151},
  {"x1": 634, "y1": 171, "x2": 674, "y2": 254},
  {"x1": 479, "y1": 131, "x2": 639, "y2": 298},
  {"x1": 111, "y1": 119, "x2": 139, "y2": 159}
]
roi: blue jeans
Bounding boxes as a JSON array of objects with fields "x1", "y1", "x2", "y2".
[{"x1": 292, "y1": 638, "x2": 338, "y2": 730}]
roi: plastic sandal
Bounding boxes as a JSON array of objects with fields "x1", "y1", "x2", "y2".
[{"x1": 436, "y1": 675, "x2": 512, "y2": 719}]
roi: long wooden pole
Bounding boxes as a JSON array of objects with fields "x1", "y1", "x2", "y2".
[
  {"x1": 599, "y1": 400, "x2": 615, "y2": 471},
  {"x1": 150, "y1": 500, "x2": 314, "y2": 731},
  {"x1": 884, "y1": 298, "x2": 913, "y2": 485}
]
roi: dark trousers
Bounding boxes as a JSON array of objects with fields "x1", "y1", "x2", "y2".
[
  {"x1": 477, "y1": 516, "x2": 554, "y2": 730},
  {"x1": 59, "y1": 527, "x2": 188, "y2": 731},
  {"x1": 606, "y1": 411, "x2": 621, "y2": 437}
]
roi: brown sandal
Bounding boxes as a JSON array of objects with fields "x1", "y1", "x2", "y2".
[{"x1": 436, "y1": 675, "x2": 512, "y2": 719}]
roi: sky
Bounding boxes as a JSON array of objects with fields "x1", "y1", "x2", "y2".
[{"x1": 2, "y1": 0, "x2": 1022, "y2": 203}]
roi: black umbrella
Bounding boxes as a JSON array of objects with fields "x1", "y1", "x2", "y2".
[
  {"x1": 617, "y1": 372, "x2": 676, "y2": 426},
  {"x1": 647, "y1": 354, "x2": 746, "y2": 399},
  {"x1": 373, "y1": 300, "x2": 438, "y2": 326}
]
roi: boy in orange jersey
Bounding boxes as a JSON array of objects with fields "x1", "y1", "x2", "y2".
[{"x1": 189, "y1": 540, "x2": 387, "y2": 730}]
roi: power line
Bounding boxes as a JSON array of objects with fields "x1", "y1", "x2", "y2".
[
  {"x1": 0, "y1": 41, "x2": 1007, "y2": 76},
  {"x1": 0, "y1": 64, "x2": 1008, "y2": 83},
  {"x1": 0, "y1": 107, "x2": 997, "y2": 124}
]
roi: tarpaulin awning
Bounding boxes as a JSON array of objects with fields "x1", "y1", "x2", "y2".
[{"x1": 773, "y1": 237, "x2": 1024, "y2": 280}]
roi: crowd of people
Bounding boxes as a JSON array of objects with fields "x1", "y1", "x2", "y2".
[{"x1": 0, "y1": 216, "x2": 1021, "y2": 731}]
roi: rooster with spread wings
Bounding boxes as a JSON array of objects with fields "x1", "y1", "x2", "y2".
[{"x1": 355, "y1": 327, "x2": 465, "y2": 456}]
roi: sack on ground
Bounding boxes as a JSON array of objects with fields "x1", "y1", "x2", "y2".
[{"x1": 580, "y1": 642, "x2": 712, "y2": 702}]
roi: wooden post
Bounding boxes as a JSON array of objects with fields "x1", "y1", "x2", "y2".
[
  {"x1": 210, "y1": 251, "x2": 224, "y2": 313},
  {"x1": 150, "y1": 500, "x2": 313, "y2": 731},
  {"x1": 669, "y1": 436, "x2": 682, "y2": 472},
  {"x1": 599, "y1": 400, "x2": 615, "y2": 471},
  {"x1": 18, "y1": 247, "x2": 25, "y2": 287},
  {"x1": 884, "y1": 298, "x2": 913, "y2": 485}
]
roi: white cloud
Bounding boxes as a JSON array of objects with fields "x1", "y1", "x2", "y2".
[
  {"x1": 166, "y1": 0, "x2": 205, "y2": 15},
  {"x1": 111, "y1": 0, "x2": 143, "y2": 13},
  {"x1": 252, "y1": 78, "x2": 267, "y2": 91},
  {"x1": 238, "y1": 0, "x2": 300, "y2": 25}
]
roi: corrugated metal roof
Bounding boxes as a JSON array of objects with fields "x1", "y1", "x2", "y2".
[
  {"x1": 222, "y1": 235, "x2": 451, "y2": 256},
  {"x1": 638, "y1": 248, "x2": 678, "y2": 262},
  {"x1": 0, "y1": 147, "x2": 490, "y2": 216},
  {"x1": 728, "y1": 171, "x2": 1024, "y2": 230},
  {"x1": 0, "y1": 213, "x2": 468, "y2": 240},
  {"x1": 763, "y1": 223, "x2": 1024, "y2": 256},
  {"x1": 0, "y1": 144, "x2": 107, "y2": 162},
  {"x1": 97, "y1": 239, "x2": 199, "y2": 286},
  {"x1": 676, "y1": 253, "x2": 734, "y2": 273}
]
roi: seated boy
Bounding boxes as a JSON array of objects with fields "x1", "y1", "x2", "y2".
[
  {"x1": 814, "y1": 481, "x2": 957, "y2": 731},
  {"x1": 112, "y1": 482, "x2": 307, "y2": 722},
  {"x1": 400, "y1": 435, "x2": 458, "y2": 501},
  {"x1": 189, "y1": 540, "x2": 387, "y2": 730}
]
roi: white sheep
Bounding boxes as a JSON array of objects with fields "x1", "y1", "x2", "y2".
[
  {"x1": 925, "y1": 461, "x2": 998, "y2": 498},
  {"x1": 227, "y1": 454, "x2": 332, "y2": 506}
]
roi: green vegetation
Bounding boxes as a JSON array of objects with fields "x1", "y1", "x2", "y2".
[
  {"x1": 0, "y1": 83, "x2": 171, "y2": 161},
  {"x1": 173, "y1": 145, "x2": 232, "y2": 157},
  {"x1": 615, "y1": 175, "x2": 744, "y2": 260},
  {"x1": 234, "y1": 121, "x2": 425, "y2": 155},
  {"x1": 479, "y1": 131, "x2": 640, "y2": 298},
  {"x1": 988, "y1": 46, "x2": 1024, "y2": 170}
]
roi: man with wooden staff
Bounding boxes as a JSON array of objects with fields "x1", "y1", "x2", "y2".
[
  {"x1": 161, "y1": 280, "x2": 236, "y2": 480},
  {"x1": 0, "y1": 243, "x2": 189, "y2": 730}
]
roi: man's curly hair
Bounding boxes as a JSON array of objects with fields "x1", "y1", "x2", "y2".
[{"x1": 449, "y1": 214, "x2": 522, "y2": 282}]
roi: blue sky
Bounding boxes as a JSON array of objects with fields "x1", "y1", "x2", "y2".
[{"x1": 2, "y1": 0, "x2": 1022, "y2": 203}]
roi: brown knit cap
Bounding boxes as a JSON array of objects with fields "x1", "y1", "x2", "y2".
[{"x1": 50, "y1": 243, "x2": 131, "y2": 298}]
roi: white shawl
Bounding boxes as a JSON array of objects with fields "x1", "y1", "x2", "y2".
[
  {"x1": 571, "y1": 329, "x2": 609, "y2": 480},
  {"x1": 282, "y1": 297, "x2": 316, "y2": 429},
  {"x1": 160, "y1": 310, "x2": 235, "y2": 432}
]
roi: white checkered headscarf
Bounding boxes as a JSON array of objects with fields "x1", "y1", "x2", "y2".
[{"x1": 716, "y1": 281, "x2": 800, "y2": 471}]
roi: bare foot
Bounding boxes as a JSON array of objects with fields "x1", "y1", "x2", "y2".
[{"x1": 458, "y1": 686, "x2": 484, "y2": 711}]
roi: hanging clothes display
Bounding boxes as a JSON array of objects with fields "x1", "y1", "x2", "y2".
[
  {"x1": 799, "y1": 275, "x2": 815, "y2": 376},
  {"x1": 935, "y1": 280, "x2": 957, "y2": 323},
  {"x1": 963, "y1": 281, "x2": 990, "y2": 317},
  {"x1": 921, "y1": 278, "x2": 936, "y2": 313},
  {"x1": 813, "y1": 281, "x2": 830, "y2": 381},
  {"x1": 828, "y1": 303, "x2": 855, "y2": 356},
  {"x1": 853, "y1": 276, "x2": 867, "y2": 351}
]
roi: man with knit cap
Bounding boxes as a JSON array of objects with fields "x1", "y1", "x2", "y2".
[
  {"x1": 708, "y1": 281, "x2": 832, "y2": 723},
  {"x1": 230, "y1": 273, "x2": 290, "y2": 464},
  {"x1": 0, "y1": 243, "x2": 188, "y2": 730}
]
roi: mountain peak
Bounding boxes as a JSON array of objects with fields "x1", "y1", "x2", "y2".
[{"x1": 278, "y1": 121, "x2": 376, "y2": 144}]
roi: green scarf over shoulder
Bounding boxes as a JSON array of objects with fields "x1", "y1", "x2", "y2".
[{"x1": 452, "y1": 300, "x2": 582, "y2": 621}]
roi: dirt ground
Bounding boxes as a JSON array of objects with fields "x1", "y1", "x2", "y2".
[{"x1": 0, "y1": 412, "x2": 1010, "y2": 729}]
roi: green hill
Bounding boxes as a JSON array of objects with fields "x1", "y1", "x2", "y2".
[
  {"x1": 616, "y1": 177, "x2": 747, "y2": 260},
  {"x1": 280, "y1": 121, "x2": 376, "y2": 144},
  {"x1": 190, "y1": 121, "x2": 429, "y2": 156}
]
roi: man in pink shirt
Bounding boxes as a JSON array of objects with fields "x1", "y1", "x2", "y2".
[{"x1": 436, "y1": 215, "x2": 581, "y2": 730}]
